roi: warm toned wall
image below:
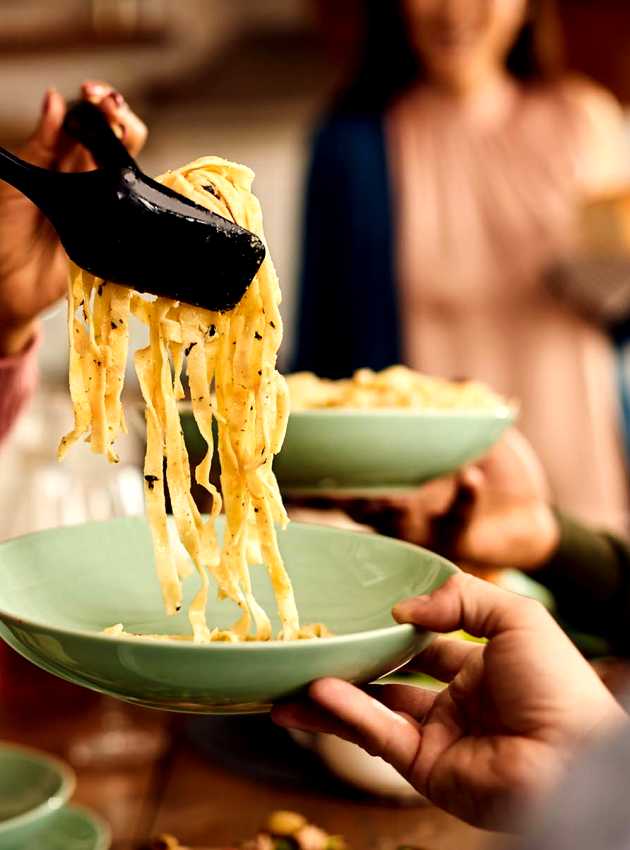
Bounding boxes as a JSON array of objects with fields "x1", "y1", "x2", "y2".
[{"x1": 311, "y1": 0, "x2": 630, "y2": 103}]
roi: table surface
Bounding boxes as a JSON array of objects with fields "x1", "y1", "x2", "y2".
[{"x1": 0, "y1": 657, "x2": 508, "y2": 850}]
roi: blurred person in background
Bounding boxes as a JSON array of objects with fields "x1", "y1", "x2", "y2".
[
  {"x1": 0, "y1": 82, "x2": 146, "y2": 445},
  {"x1": 294, "y1": 0, "x2": 629, "y2": 532}
]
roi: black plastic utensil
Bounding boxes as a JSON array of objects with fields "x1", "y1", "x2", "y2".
[{"x1": 0, "y1": 101, "x2": 265, "y2": 311}]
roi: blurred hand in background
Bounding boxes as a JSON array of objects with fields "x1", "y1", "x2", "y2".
[
  {"x1": 0, "y1": 81, "x2": 147, "y2": 356},
  {"x1": 339, "y1": 430, "x2": 560, "y2": 577}
]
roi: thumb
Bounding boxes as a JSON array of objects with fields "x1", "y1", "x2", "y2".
[
  {"x1": 393, "y1": 571, "x2": 547, "y2": 640},
  {"x1": 16, "y1": 88, "x2": 66, "y2": 168}
]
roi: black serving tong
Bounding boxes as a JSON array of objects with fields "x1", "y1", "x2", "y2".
[{"x1": 0, "y1": 100, "x2": 265, "y2": 311}]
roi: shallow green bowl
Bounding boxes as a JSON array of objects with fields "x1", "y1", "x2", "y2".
[
  {"x1": 0, "y1": 743, "x2": 76, "y2": 850},
  {"x1": 0, "y1": 519, "x2": 457, "y2": 715},
  {"x1": 36, "y1": 804, "x2": 111, "y2": 850},
  {"x1": 273, "y1": 409, "x2": 515, "y2": 494}
]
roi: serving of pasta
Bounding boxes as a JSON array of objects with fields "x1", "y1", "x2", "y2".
[
  {"x1": 58, "y1": 156, "x2": 327, "y2": 643},
  {"x1": 287, "y1": 366, "x2": 510, "y2": 412}
]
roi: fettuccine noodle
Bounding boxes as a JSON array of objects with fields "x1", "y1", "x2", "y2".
[
  {"x1": 58, "y1": 156, "x2": 328, "y2": 642},
  {"x1": 287, "y1": 366, "x2": 511, "y2": 412}
]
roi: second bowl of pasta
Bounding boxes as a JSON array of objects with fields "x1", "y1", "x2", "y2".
[{"x1": 272, "y1": 367, "x2": 515, "y2": 494}]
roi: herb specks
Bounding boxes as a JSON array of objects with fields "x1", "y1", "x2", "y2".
[{"x1": 144, "y1": 475, "x2": 159, "y2": 490}]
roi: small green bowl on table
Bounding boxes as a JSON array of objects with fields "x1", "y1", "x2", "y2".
[
  {"x1": 0, "y1": 743, "x2": 74, "y2": 850},
  {"x1": 36, "y1": 804, "x2": 111, "y2": 850},
  {"x1": 0, "y1": 518, "x2": 457, "y2": 715}
]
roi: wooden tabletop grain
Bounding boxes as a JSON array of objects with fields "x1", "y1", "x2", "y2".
[{"x1": 0, "y1": 652, "x2": 506, "y2": 850}]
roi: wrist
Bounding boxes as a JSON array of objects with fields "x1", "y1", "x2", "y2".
[{"x1": 0, "y1": 319, "x2": 39, "y2": 357}]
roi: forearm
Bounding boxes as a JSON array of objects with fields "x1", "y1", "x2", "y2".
[
  {"x1": 535, "y1": 511, "x2": 630, "y2": 655},
  {"x1": 0, "y1": 330, "x2": 40, "y2": 444}
]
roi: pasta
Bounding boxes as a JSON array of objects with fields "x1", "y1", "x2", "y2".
[
  {"x1": 146, "y1": 810, "x2": 347, "y2": 850},
  {"x1": 287, "y1": 366, "x2": 511, "y2": 412},
  {"x1": 58, "y1": 156, "x2": 327, "y2": 642}
]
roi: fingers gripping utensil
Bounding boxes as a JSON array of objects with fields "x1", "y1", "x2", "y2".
[{"x1": 0, "y1": 101, "x2": 265, "y2": 311}]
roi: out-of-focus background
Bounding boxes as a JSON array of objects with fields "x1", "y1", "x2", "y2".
[
  {"x1": 1, "y1": 0, "x2": 628, "y2": 378},
  {"x1": 3, "y1": 0, "x2": 630, "y2": 538}
]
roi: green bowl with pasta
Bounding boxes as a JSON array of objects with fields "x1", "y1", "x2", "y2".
[
  {"x1": 177, "y1": 405, "x2": 516, "y2": 496},
  {"x1": 273, "y1": 407, "x2": 515, "y2": 495},
  {"x1": 175, "y1": 365, "x2": 516, "y2": 496},
  {"x1": 0, "y1": 517, "x2": 457, "y2": 715}
]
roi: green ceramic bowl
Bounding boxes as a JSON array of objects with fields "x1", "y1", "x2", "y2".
[
  {"x1": 272, "y1": 409, "x2": 515, "y2": 494},
  {"x1": 0, "y1": 518, "x2": 457, "y2": 715},
  {"x1": 0, "y1": 743, "x2": 76, "y2": 850},
  {"x1": 34, "y1": 804, "x2": 111, "y2": 850}
]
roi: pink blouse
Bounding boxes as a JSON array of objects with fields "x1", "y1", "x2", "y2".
[{"x1": 388, "y1": 78, "x2": 629, "y2": 532}]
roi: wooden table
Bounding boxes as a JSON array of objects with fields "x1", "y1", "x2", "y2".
[{"x1": 0, "y1": 654, "x2": 506, "y2": 850}]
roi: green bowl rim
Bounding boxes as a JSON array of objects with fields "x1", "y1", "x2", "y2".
[
  {"x1": 0, "y1": 742, "x2": 76, "y2": 835},
  {"x1": 60, "y1": 803, "x2": 112, "y2": 850},
  {"x1": 282, "y1": 407, "x2": 516, "y2": 420},
  {"x1": 0, "y1": 518, "x2": 458, "y2": 651}
]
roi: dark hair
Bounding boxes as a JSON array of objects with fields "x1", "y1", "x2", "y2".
[{"x1": 336, "y1": 0, "x2": 564, "y2": 114}]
